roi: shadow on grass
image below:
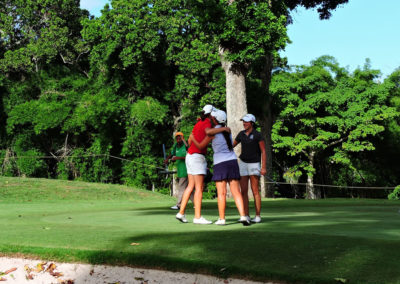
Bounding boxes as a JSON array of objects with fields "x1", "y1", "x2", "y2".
[
  {"x1": 2, "y1": 199, "x2": 400, "y2": 284},
  {"x1": 77, "y1": 229, "x2": 400, "y2": 284},
  {"x1": 116, "y1": 200, "x2": 400, "y2": 283}
]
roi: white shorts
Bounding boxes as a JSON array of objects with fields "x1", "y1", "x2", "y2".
[
  {"x1": 239, "y1": 160, "x2": 261, "y2": 176},
  {"x1": 185, "y1": 153, "x2": 207, "y2": 175}
]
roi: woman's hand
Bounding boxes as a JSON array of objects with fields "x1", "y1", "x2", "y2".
[
  {"x1": 188, "y1": 133, "x2": 194, "y2": 146},
  {"x1": 224, "y1": 127, "x2": 231, "y2": 133}
]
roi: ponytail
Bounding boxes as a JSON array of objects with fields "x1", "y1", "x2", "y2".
[{"x1": 220, "y1": 123, "x2": 233, "y2": 151}]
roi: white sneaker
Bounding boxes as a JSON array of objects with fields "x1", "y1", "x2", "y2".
[
  {"x1": 214, "y1": 219, "x2": 226, "y2": 225},
  {"x1": 193, "y1": 216, "x2": 212, "y2": 225},
  {"x1": 239, "y1": 216, "x2": 251, "y2": 226},
  {"x1": 251, "y1": 216, "x2": 261, "y2": 223},
  {"x1": 176, "y1": 213, "x2": 187, "y2": 223},
  {"x1": 238, "y1": 215, "x2": 250, "y2": 222},
  {"x1": 170, "y1": 205, "x2": 179, "y2": 210}
]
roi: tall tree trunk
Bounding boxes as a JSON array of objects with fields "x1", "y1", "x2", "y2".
[
  {"x1": 219, "y1": 47, "x2": 248, "y2": 157},
  {"x1": 219, "y1": 47, "x2": 248, "y2": 199},
  {"x1": 306, "y1": 151, "x2": 320, "y2": 199},
  {"x1": 260, "y1": 54, "x2": 274, "y2": 198}
]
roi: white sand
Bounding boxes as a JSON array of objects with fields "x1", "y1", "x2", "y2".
[{"x1": 0, "y1": 257, "x2": 274, "y2": 284}]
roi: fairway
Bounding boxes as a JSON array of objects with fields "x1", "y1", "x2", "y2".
[{"x1": 1, "y1": 177, "x2": 400, "y2": 284}]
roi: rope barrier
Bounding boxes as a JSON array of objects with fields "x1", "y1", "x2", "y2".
[
  {"x1": 1, "y1": 153, "x2": 397, "y2": 190},
  {"x1": 2, "y1": 153, "x2": 166, "y2": 171},
  {"x1": 264, "y1": 181, "x2": 395, "y2": 190}
]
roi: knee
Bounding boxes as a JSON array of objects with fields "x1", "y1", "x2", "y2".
[
  {"x1": 252, "y1": 190, "x2": 260, "y2": 198},
  {"x1": 219, "y1": 191, "x2": 226, "y2": 198}
]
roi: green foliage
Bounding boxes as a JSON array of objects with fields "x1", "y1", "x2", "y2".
[
  {"x1": 217, "y1": 1, "x2": 288, "y2": 64},
  {"x1": 5, "y1": 0, "x2": 400, "y2": 201},
  {"x1": 15, "y1": 149, "x2": 48, "y2": 177},
  {"x1": 271, "y1": 57, "x2": 398, "y2": 195},
  {"x1": 0, "y1": 0, "x2": 89, "y2": 73},
  {"x1": 56, "y1": 138, "x2": 113, "y2": 183},
  {"x1": 130, "y1": 97, "x2": 168, "y2": 125},
  {"x1": 121, "y1": 156, "x2": 159, "y2": 188},
  {"x1": 388, "y1": 185, "x2": 400, "y2": 200}
]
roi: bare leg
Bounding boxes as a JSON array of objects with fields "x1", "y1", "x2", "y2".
[
  {"x1": 250, "y1": 175, "x2": 261, "y2": 216},
  {"x1": 240, "y1": 176, "x2": 250, "y2": 216},
  {"x1": 215, "y1": 181, "x2": 227, "y2": 220},
  {"x1": 193, "y1": 175, "x2": 205, "y2": 219},
  {"x1": 229, "y1": 179, "x2": 246, "y2": 217},
  {"x1": 179, "y1": 174, "x2": 195, "y2": 215}
]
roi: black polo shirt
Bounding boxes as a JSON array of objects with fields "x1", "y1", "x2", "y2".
[{"x1": 235, "y1": 130, "x2": 264, "y2": 163}]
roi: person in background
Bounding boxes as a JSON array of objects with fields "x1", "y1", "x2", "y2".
[
  {"x1": 164, "y1": 132, "x2": 193, "y2": 210},
  {"x1": 233, "y1": 114, "x2": 267, "y2": 223},
  {"x1": 175, "y1": 105, "x2": 215, "y2": 225},
  {"x1": 190, "y1": 109, "x2": 251, "y2": 226}
]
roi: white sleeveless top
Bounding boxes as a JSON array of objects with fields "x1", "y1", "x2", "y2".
[{"x1": 212, "y1": 125, "x2": 237, "y2": 165}]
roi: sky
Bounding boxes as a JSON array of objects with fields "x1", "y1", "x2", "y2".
[{"x1": 80, "y1": 0, "x2": 400, "y2": 79}]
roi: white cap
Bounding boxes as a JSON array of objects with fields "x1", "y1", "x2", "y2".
[
  {"x1": 241, "y1": 114, "x2": 256, "y2": 123},
  {"x1": 202, "y1": 104, "x2": 215, "y2": 114},
  {"x1": 211, "y1": 109, "x2": 227, "y2": 124}
]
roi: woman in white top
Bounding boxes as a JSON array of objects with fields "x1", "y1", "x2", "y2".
[{"x1": 190, "y1": 109, "x2": 250, "y2": 226}]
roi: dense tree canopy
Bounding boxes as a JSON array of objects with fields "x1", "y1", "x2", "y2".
[
  {"x1": 271, "y1": 57, "x2": 398, "y2": 198},
  {"x1": 1, "y1": 0, "x2": 399, "y2": 200}
]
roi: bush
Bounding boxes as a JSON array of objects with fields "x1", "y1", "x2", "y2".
[
  {"x1": 388, "y1": 185, "x2": 400, "y2": 200},
  {"x1": 15, "y1": 149, "x2": 48, "y2": 177}
]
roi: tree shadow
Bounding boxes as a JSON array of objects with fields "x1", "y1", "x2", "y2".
[
  {"x1": 77, "y1": 199, "x2": 400, "y2": 284},
  {"x1": 79, "y1": 227, "x2": 400, "y2": 284}
]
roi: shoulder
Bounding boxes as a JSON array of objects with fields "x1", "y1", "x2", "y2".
[{"x1": 235, "y1": 130, "x2": 245, "y2": 140}]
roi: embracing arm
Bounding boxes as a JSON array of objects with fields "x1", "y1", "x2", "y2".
[
  {"x1": 205, "y1": 126, "x2": 230, "y2": 136},
  {"x1": 189, "y1": 133, "x2": 212, "y2": 150}
]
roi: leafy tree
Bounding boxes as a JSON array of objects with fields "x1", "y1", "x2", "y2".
[
  {"x1": 172, "y1": 0, "x2": 349, "y2": 197},
  {"x1": 271, "y1": 56, "x2": 398, "y2": 199},
  {"x1": 0, "y1": 0, "x2": 89, "y2": 74}
]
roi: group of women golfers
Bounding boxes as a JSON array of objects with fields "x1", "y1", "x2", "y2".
[{"x1": 175, "y1": 105, "x2": 266, "y2": 226}]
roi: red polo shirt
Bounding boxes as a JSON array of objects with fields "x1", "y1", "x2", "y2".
[{"x1": 188, "y1": 118, "x2": 212, "y2": 155}]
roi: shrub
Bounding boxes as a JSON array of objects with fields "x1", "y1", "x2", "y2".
[
  {"x1": 15, "y1": 149, "x2": 48, "y2": 177},
  {"x1": 388, "y1": 185, "x2": 400, "y2": 200}
]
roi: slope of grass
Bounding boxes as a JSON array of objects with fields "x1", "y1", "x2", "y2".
[{"x1": 1, "y1": 176, "x2": 400, "y2": 283}]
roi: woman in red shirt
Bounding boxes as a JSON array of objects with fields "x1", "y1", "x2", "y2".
[{"x1": 176, "y1": 105, "x2": 215, "y2": 224}]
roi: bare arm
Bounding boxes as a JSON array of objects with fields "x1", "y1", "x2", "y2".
[
  {"x1": 171, "y1": 156, "x2": 185, "y2": 161},
  {"x1": 259, "y1": 140, "x2": 267, "y2": 176},
  {"x1": 205, "y1": 126, "x2": 230, "y2": 136},
  {"x1": 189, "y1": 133, "x2": 212, "y2": 150},
  {"x1": 232, "y1": 139, "x2": 239, "y2": 148}
]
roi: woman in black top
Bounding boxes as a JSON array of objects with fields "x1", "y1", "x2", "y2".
[{"x1": 233, "y1": 114, "x2": 266, "y2": 223}]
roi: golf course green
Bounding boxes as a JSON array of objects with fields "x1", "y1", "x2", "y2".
[{"x1": 1, "y1": 176, "x2": 400, "y2": 283}]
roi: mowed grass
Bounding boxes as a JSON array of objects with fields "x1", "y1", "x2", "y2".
[{"x1": 1, "y1": 176, "x2": 400, "y2": 283}]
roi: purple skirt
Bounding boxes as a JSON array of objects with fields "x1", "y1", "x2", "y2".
[{"x1": 212, "y1": 159, "x2": 241, "y2": 181}]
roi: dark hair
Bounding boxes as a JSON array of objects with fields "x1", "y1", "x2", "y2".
[
  {"x1": 219, "y1": 123, "x2": 233, "y2": 151},
  {"x1": 200, "y1": 111, "x2": 210, "y2": 121}
]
